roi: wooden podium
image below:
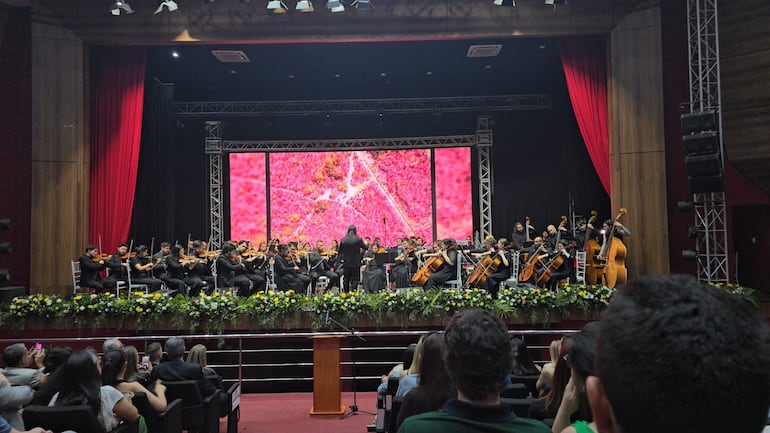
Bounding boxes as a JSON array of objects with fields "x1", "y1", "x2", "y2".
[{"x1": 309, "y1": 335, "x2": 346, "y2": 415}]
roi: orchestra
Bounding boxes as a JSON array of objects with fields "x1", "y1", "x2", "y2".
[{"x1": 74, "y1": 209, "x2": 629, "y2": 296}]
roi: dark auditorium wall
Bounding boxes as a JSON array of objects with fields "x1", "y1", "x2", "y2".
[{"x1": 0, "y1": 5, "x2": 32, "y2": 291}]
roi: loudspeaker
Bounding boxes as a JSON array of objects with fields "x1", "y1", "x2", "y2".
[
  {"x1": 683, "y1": 131, "x2": 719, "y2": 156},
  {"x1": 681, "y1": 110, "x2": 717, "y2": 135},
  {"x1": 688, "y1": 174, "x2": 724, "y2": 193},
  {"x1": 685, "y1": 153, "x2": 722, "y2": 177}
]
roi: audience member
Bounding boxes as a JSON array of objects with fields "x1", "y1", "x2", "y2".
[
  {"x1": 102, "y1": 349, "x2": 167, "y2": 412},
  {"x1": 528, "y1": 338, "x2": 586, "y2": 423},
  {"x1": 551, "y1": 322, "x2": 599, "y2": 433},
  {"x1": 395, "y1": 332, "x2": 455, "y2": 431},
  {"x1": 510, "y1": 338, "x2": 541, "y2": 376},
  {"x1": 0, "y1": 415, "x2": 51, "y2": 433},
  {"x1": 145, "y1": 342, "x2": 163, "y2": 368},
  {"x1": 0, "y1": 344, "x2": 45, "y2": 388},
  {"x1": 398, "y1": 308, "x2": 549, "y2": 433},
  {"x1": 122, "y1": 346, "x2": 141, "y2": 383},
  {"x1": 187, "y1": 344, "x2": 216, "y2": 376},
  {"x1": 395, "y1": 333, "x2": 429, "y2": 398},
  {"x1": 102, "y1": 338, "x2": 124, "y2": 354},
  {"x1": 586, "y1": 275, "x2": 770, "y2": 433},
  {"x1": 0, "y1": 373, "x2": 32, "y2": 430},
  {"x1": 536, "y1": 339, "x2": 561, "y2": 396},
  {"x1": 49, "y1": 350, "x2": 139, "y2": 432},
  {"x1": 377, "y1": 343, "x2": 417, "y2": 396},
  {"x1": 150, "y1": 338, "x2": 215, "y2": 396}
]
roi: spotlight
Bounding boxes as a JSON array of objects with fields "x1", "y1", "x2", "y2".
[
  {"x1": 677, "y1": 201, "x2": 694, "y2": 211},
  {"x1": 0, "y1": 219, "x2": 9, "y2": 231},
  {"x1": 326, "y1": 0, "x2": 345, "y2": 11},
  {"x1": 493, "y1": 0, "x2": 515, "y2": 5},
  {"x1": 687, "y1": 226, "x2": 699, "y2": 239},
  {"x1": 351, "y1": 0, "x2": 371, "y2": 10},
  {"x1": 154, "y1": 0, "x2": 179, "y2": 13},
  {"x1": 0, "y1": 270, "x2": 8, "y2": 283},
  {"x1": 109, "y1": 0, "x2": 134, "y2": 15},
  {"x1": 267, "y1": 0, "x2": 288, "y2": 13},
  {"x1": 296, "y1": 0, "x2": 314, "y2": 11},
  {"x1": 0, "y1": 242, "x2": 10, "y2": 254},
  {"x1": 682, "y1": 250, "x2": 697, "y2": 260}
]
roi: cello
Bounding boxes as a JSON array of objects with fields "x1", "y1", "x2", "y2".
[
  {"x1": 583, "y1": 210, "x2": 604, "y2": 285},
  {"x1": 466, "y1": 246, "x2": 504, "y2": 288},
  {"x1": 601, "y1": 208, "x2": 628, "y2": 288},
  {"x1": 536, "y1": 216, "x2": 568, "y2": 286},
  {"x1": 518, "y1": 241, "x2": 547, "y2": 283},
  {"x1": 411, "y1": 243, "x2": 446, "y2": 286}
]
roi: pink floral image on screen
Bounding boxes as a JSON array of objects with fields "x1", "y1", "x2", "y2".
[
  {"x1": 229, "y1": 153, "x2": 267, "y2": 242},
  {"x1": 268, "y1": 150, "x2": 433, "y2": 245},
  {"x1": 435, "y1": 147, "x2": 473, "y2": 241}
]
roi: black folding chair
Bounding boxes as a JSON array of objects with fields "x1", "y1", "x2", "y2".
[
  {"x1": 22, "y1": 404, "x2": 138, "y2": 433},
  {"x1": 132, "y1": 392, "x2": 183, "y2": 433}
]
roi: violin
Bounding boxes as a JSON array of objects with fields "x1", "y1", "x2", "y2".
[
  {"x1": 92, "y1": 253, "x2": 110, "y2": 263},
  {"x1": 120, "y1": 252, "x2": 137, "y2": 260}
]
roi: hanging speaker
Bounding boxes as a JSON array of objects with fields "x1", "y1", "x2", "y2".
[
  {"x1": 683, "y1": 131, "x2": 719, "y2": 156},
  {"x1": 681, "y1": 110, "x2": 717, "y2": 135}
]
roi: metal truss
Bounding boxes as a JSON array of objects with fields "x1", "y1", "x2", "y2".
[
  {"x1": 223, "y1": 135, "x2": 476, "y2": 152},
  {"x1": 693, "y1": 192, "x2": 729, "y2": 283},
  {"x1": 176, "y1": 95, "x2": 551, "y2": 117},
  {"x1": 205, "y1": 121, "x2": 224, "y2": 250},
  {"x1": 687, "y1": 0, "x2": 729, "y2": 283},
  {"x1": 476, "y1": 116, "x2": 493, "y2": 239}
]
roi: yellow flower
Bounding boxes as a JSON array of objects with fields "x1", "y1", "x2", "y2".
[
  {"x1": 134, "y1": 292, "x2": 144, "y2": 297},
  {"x1": 214, "y1": 292, "x2": 221, "y2": 297},
  {"x1": 154, "y1": 293, "x2": 161, "y2": 300},
  {"x1": 74, "y1": 295, "x2": 82, "y2": 301},
  {"x1": 135, "y1": 306, "x2": 143, "y2": 313},
  {"x1": 340, "y1": 293, "x2": 347, "y2": 299}
]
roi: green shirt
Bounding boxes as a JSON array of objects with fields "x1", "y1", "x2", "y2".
[{"x1": 398, "y1": 399, "x2": 550, "y2": 433}]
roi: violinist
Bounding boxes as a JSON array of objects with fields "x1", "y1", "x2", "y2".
[
  {"x1": 106, "y1": 243, "x2": 130, "y2": 283},
  {"x1": 338, "y1": 225, "x2": 367, "y2": 292},
  {"x1": 78, "y1": 245, "x2": 117, "y2": 293},
  {"x1": 362, "y1": 242, "x2": 386, "y2": 293},
  {"x1": 188, "y1": 240, "x2": 216, "y2": 290},
  {"x1": 308, "y1": 240, "x2": 339, "y2": 293},
  {"x1": 421, "y1": 238, "x2": 458, "y2": 290},
  {"x1": 273, "y1": 243, "x2": 311, "y2": 292},
  {"x1": 165, "y1": 244, "x2": 203, "y2": 296},
  {"x1": 129, "y1": 245, "x2": 163, "y2": 292},
  {"x1": 483, "y1": 238, "x2": 512, "y2": 295},
  {"x1": 152, "y1": 242, "x2": 171, "y2": 282},
  {"x1": 391, "y1": 238, "x2": 417, "y2": 289},
  {"x1": 216, "y1": 243, "x2": 252, "y2": 296},
  {"x1": 236, "y1": 240, "x2": 267, "y2": 292}
]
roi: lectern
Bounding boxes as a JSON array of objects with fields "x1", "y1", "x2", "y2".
[{"x1": 310, "y1": 335, "x2": 346, "y2": 415}]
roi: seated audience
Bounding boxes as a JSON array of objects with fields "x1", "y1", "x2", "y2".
[
  {"x1": 536, "y1": 339, "x2": 561, "y2": 396},
  {"x1": 0, "y1": 415, "x2": 51, "y2": 433},
  {"x1": 395, "y1": 332, "x2": 455, "y2": 431},
  {"x1": 587, "y1": 275, "x2": 770, "y2": 433},
  {"x1": 49, "y1": 350, "x2": 139, "y2": 432},
  {"x1": 102, "y1": 349, "x2": 167, "y2": 412},
  {"x1": 510, "y1": 338, "x2": 541, "y2": 377},
  {"x1": 102, "y1": 338, "x2": 124, "y2": 354},
  {"x1": 122, "y1": 346, "x2": 141, "y2": 383},
  {"x1": 398, "y1": 308, "x2": 549, "y2": 433},
  {"x1": 528, "y1": 339, "x2": 587, "y2": 423},
  {"x1": 150, "y1": 338, "x2": 216, "y2": 397},
  {"x1": 187, "y1": 344, "x2": 216, "y2": 377},
  {"x1": 551, "y1": 322, "x2": 600, "y2": 433},
  {"x1": 145, "y1": 342, "x2": 163, "y2": 369},
  {"x1": 395, "y1": 333, "x2": 429, "y2": 398},
  {"x1": 0, "y1": 344, "x2": 45, "y2": 388},
  {"x1": 0, "y1": 374, "x2": 32, "y2": 430},
  {"x1": 377, "y1": 343, "x2": 417, "y2": 396}
]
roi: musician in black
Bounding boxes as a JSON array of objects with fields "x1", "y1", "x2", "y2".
[
  {"x1": 362, "y1": 243, "x2": 386, "y2": 293},
  {"x1": 391, "y1": 238, "x2": 418, "y2": 289},
  {"x1": 541, "y1": 240, "x2": 574, "y2": 290},
  {"x1": 165, "y1": 244, "x2": 202, "y2": 296},
  {"x1": 308, "y1": 240, "x2": 339, "y2": 293},
  {"x1": 273, "y1": 244, "x2": 311, "y2": 292},
  {"x1": 572, "y1": 218, "x2": 588, "y2": 248},
  {"x1": 511, "y1": 222, "x2": 527, "y2": 250},
  {"x1": 152, "y1": 242, "x2": 172, "y2": 284},
  {"x1": 216, "y1": 243, "x2": 252, "y2": 296},
  {"x1": 237, "y1": 240, "x2": 267, "y2": 293},
  {"x1": 189, "y1": 240, "x2": 216, "y2": 291},
  {"x1": 106, "y1": 243, "x2": 130, "y2": 284},
  {"x1": 484, "y1": 238, "x2": 512, "y2": 296},
  {"x1": 78, "y1": 245, "x2": 116, "y2": 293},
  {"x1": 422, "y1": 238, "x2": 458, "y2": 290},
  {"x1": 338, "y1": 225, "x2": 367, "y2": 292},
  {"x1": 129, "y1": 245, "x2": 163, "y2": 292}
]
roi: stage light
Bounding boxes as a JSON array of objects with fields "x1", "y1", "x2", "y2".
[
  {"x1": 682, "y1": 250, "x2": 697, "y2": 260},
  {"x1": 677, "y1": 201, "x2": 694, "y2": 211},
  {"x1": 0, "y1": 242, "x2": 10, "y2": 254},
  {"x1": 326, "y1": 0, "x2": 345, "y2": 11},
  {"x1": 267, "y1": 0, "x2": 288, "y2": 13},
  {"x1": 109, "y1": 1, "x2": 134, "y2": 15},
  {"x1": 0, "y1": 219, "x2": 9, "y2": 231},
  {"x1": 0, "y1": 270, "x2": 8, "y2": 283},
  {"x1": 687, "y1": 226, "x2": 699, "y2": 239},
  {"x1": 352, "y1": 0, "x2": 371, "y2": 10},
  {"x1": 296, "y1": 0, "x2": 314, "y2": 12},
  {"x1": 154, "y1": 0, "x2": 179, "y2": 14},
  {"x1": 493, "y1": 0, "x2": 515, "y2": 5}
]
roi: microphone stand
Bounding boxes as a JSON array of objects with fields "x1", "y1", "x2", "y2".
[{"x1": 324, "y1": 311, "x2": 376, "y2": 419}]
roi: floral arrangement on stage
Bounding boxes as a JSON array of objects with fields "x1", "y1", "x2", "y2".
[{"x1": 0, "y1": 283, "x2": 758, "y2": 334}]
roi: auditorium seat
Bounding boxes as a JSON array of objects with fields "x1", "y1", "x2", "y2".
[
  {"x1": 509, "y1": 374, "x2": 540, "y2": 397},
  {"x1": 132, "y1": 392, "x2": 182, "y2": 433},
  {"x1": 22, "y1": 404, "x2": 139, "y2": 433},
  {"x1": 500, "y1": 397, "x2": 533, "y2": 418},
  {"x1": 206, "y1": 374, "x2": 241, "y2": 433},
  {"x1": 163, "y1": 380, "x2": 221, "y2": 433},
  {"x1": 501, "y1": 383, "x2": 528, "y2": 399}
]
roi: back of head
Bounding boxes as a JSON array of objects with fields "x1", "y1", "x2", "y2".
[
  {"x1": 416, "y1": 332, "x2": 447, "y2": 388},
  {"x1": 101, "y1": 349, "x2": 126, "y2": 386},
  {"x1": 444, "y1": 308, "x2": 512, "y2": 402},
  {"x1": 165, "y1": 337, "x2": 186, "y2": 360},
  {"x1": 123, "y1": 346, "x2": 140, "y2": 381},
  {"x1": 103, "y1": 338, "x2": 123, "y2": 354},
  {"x1": 401, "y1": 343, "x2": 417, "y2": 371},
  {"x1": 407, "y1": 335, "x2": 426, "y2": 376},
  {"x1": 56, "y1": 350, "x2": 102, "y2": 408},
  {"x1": 347, "y1": 225, "x2": 357, "y2": 236},
  {"x1": 146, "y1": 342, "x2": 163, "y2": 363},
  {"x1": 2, "y1": 343, "x2": 26, "y2": 367},
  {"x1": 567, "y1": 322, "x2": 600, "y2": 384},
  {"x1": 187, "y1": 344, "x2": 208, "y2": 367},
  {"x1": 43, "y1": 346, "x2": 72, "y2": 374},
  {"x1": 596, "y1": 275, "x2": 770, "y2": 433}
]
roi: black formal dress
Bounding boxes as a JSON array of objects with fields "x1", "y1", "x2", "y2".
[
  {"x1": 423, "y1": 249, "x2": 458, "y2": 290},
  {"x1": 484, "y1": 249, "x2": 513, "y2": 295},
  {"x1": 362, "y1": 250, "x2": 386, "y2": 293}
]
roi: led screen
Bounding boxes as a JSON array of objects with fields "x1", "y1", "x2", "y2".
[{"x1": 229, "y1": 148, "x2": 472, "y2": 246}]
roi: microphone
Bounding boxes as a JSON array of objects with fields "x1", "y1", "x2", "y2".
[{"x1": 325, "y1": 309, "x2": 330, "y2": 323}]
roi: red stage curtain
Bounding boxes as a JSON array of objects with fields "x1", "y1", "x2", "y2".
[
  {"x1": 89, "y1": 47, "x2": 146, "y2": 252},
  {"x1": 559, "y1": 37, "x2": 611, "y2": 195}
]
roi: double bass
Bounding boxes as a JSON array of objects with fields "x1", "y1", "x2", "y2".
[
  {"x1": 583, "y1": 210, "x2": 604, "y2": 285},
  {"x1": 600, "y1": 208, "x2": 628, "y2": 288}
]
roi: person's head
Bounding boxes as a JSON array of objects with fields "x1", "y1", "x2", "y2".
[
  {"x1": 43, "y1": 346, "x2": 72, "y2": 374},
  {"x1": 187, "y1": 344, "x2": 208, "y2": 368},
  {"x1": 2, "y1": 343, "x2": 27, "y2": 367},
  {"x1": 101, "y1": 348, "x2": 127, "y2": 386},
  {"x1": 347, "y1": 225, "x2": 357, "y2": 236},
  {"x1": 55, "y1": 350, "x2": 102, "y2": 408},
  {"x1": 123, "y1": 346, "x2": 140, "y2": 381},
  {"x1": 222, "y1": 243, "x2": 236, "y2": 256},
  {"x1": 548, "y1": 339, "x2": 562, "y2": 365},
  {"x1": 565, "y1": 321, "x2": 599, "y2": 407},
  {"x1": 170, "y1": 244, "x2": 184, "y2": 258},
  {"x1": 497, "y1": 238, "x2": 508, "y2": 250},
  {"x1": 193, "y1": 240, "x2": 205, "y2": 252},
  {"x1": 587, "y1": 275, "x2": 770, "y2": 433},
  {"x1": 443, "y1": 309, "x2": 512, "y2": 402},
  {"x1": 514, "y1": 222, "x2": 524, "y2": 233},
  {"x1": 164, "y1": 337, "x2": 186, "y2": 360},
  {"x1": 116, "y1": 244, "x2": 128, "y2": 255},
  {"x1": 146, "y1": 342, "x2": 163, "y2": 364},
  {"x1": 602, "y1": 219, "x2": 613, "y2": 231},
  {"x1": 576, "y1": 219, "x2": 587, "y2": 231},
  {"x1": 315, "y1": 240, "x2": 324, "y2": 250},
  {"x1": 277, "y1": 244, "x2": 289, "y2": 255},
  {"x1": 401, "y1": 343, "x2": 418, "y2": 372},
  {"x1": 136, "y1": 245, "x2": 149, "y2": 257},
  {"x1": 415, "y1": 332, "x2": 448, "y2": 388},
  {"x1": 159, "y1": 242, "x2": 171, "y2": 255},
  {"x1": 102, "y1": 338, "x2": 123, "y2": 354},
  {"x1": 407, "y1": 334, "x2": 427, "y2": 376},
  {"x1": 483, "y1": 235, "x2": 496, "y2": 247},
  {"x1": 85, "y1": 244, "x2": 98, "y2": 257}
]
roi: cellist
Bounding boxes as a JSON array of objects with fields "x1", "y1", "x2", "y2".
[
  {"x1": 483, "y1": 238, "x2": 512, "y2": 296},
  {"x1": 543, "y1": 240, "x2": 574, "y2": 290},
  {"x1": 420, "y1": 238, "x2": 458, "y2": 290}
]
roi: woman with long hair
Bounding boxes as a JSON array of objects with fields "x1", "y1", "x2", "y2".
[
  {"x1": 395, "y1": 332, "x2": 429, "y2": 398},
  {"x1": 187, "y1": 344, "x2": 216, "y2": 376},
  {"x1": 102, "y1": 350, "x2": 167, "y2": 413},
  {"x1": 552, "y1": 322, "x2": 600, "y2": 433},
  {"x1": 536, "y1": 339, "x2": 563, "y2": 396},
  {"x1": 49, "y1": 350, "x2": 139, "y2": 431}
]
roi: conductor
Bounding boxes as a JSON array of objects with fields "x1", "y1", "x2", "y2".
[{"x1": 338, "y1": 225, "x2": 367, "y2": 292}]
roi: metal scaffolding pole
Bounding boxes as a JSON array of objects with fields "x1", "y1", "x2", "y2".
[
  {"x1": 205, "y1": 121, "x2": 224, "y2": 250},
  {"x1": 476, "y1": 116, "x2": 493, "y2": 239},
  {"x1": 687, "y1": 0, "x2": 729, "y2": 283}
]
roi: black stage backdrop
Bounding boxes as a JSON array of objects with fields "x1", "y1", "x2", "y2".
[{"x1": 129, "y1": 51, "x2": 609, "y2": 247}]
